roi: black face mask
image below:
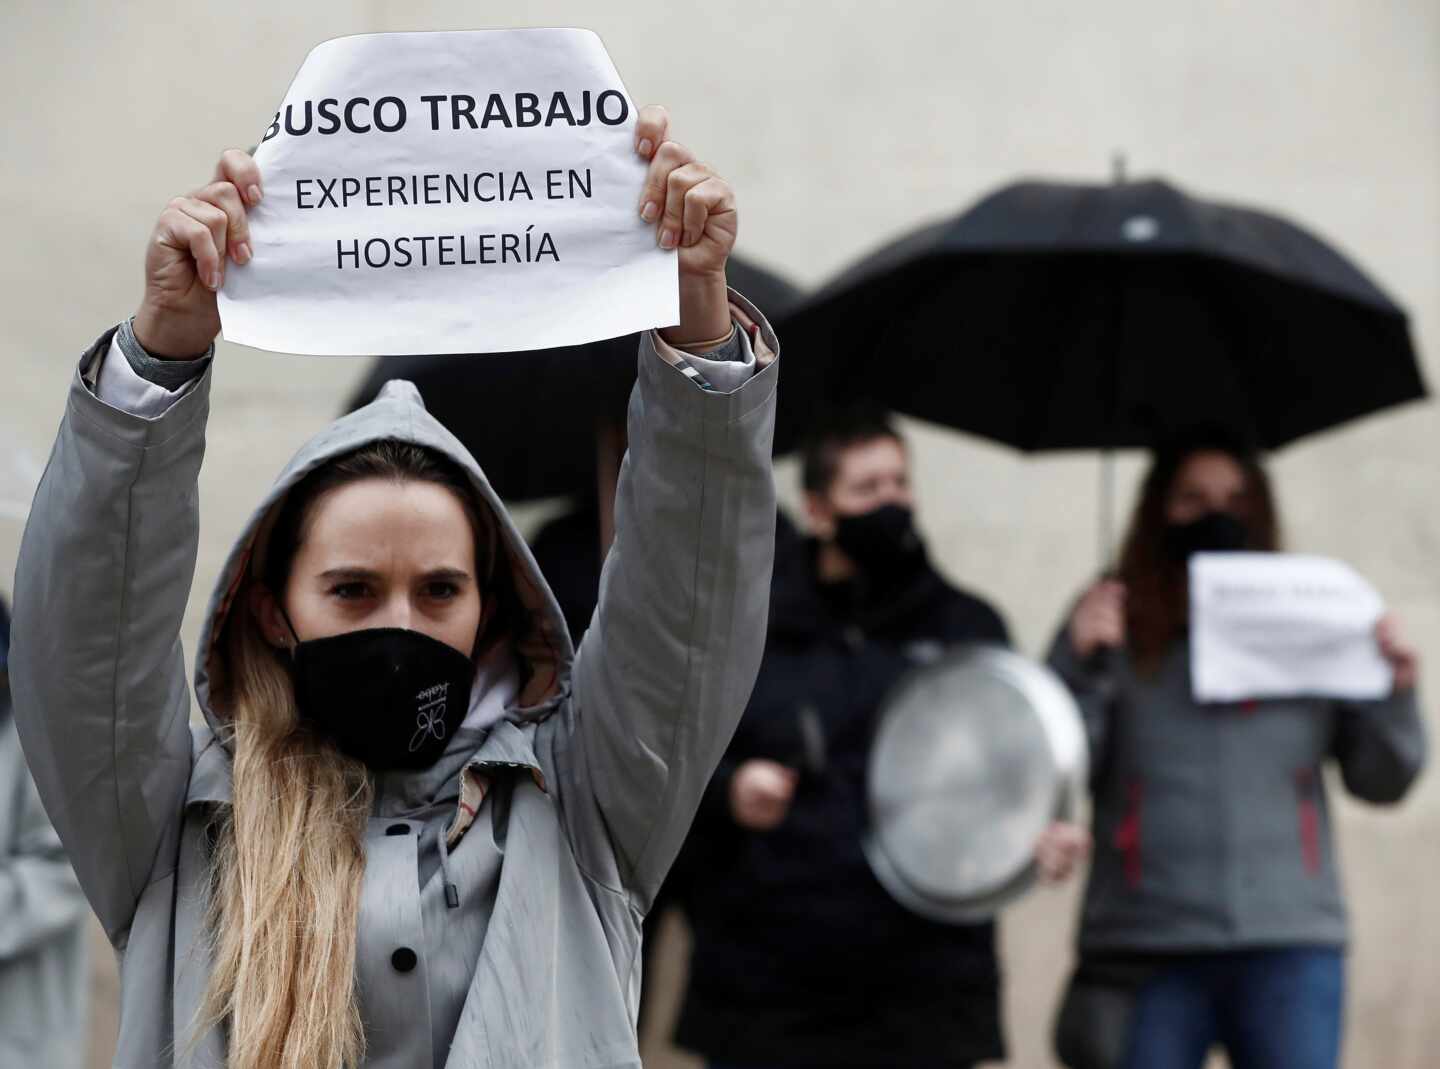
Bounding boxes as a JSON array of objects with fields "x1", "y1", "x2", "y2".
[
  {"x1": 288, "y1": 623, "x2": 475, "y2": 771},
  {"x1": 833, "y1": 503, "x2": 925, "y2": 576},
  {"x1": 1163, "y1": 510, "x2": 1250, "y2": 562}
]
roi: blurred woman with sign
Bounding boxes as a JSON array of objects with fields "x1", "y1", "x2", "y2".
[
  {"x1": 1047, "y1": 429, "x2": 1425, "y2": 1069},
  {"x1": 8, "y1": 106, "x2": 780, "y2": 1069}
]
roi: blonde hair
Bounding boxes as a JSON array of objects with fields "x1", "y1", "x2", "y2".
[
  {"x1": 198, "y1": 439, "x2": 508, "y2": 1068},
  {"x1": 199, "y1": 619, "x2": 371, "y2": 1068}
]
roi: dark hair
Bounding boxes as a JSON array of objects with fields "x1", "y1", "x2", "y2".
[
  {"x1": 800, "y1": 406, "x2": 905, "y2": 495},
  {"x1": 262, "y1": 439, "x2": 515, "y2": 656},
  {"x1": 1119, "y1": 427, "x2": 1281, "y2": 669}
]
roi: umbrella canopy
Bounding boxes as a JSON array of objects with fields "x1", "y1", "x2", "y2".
[
  {"x1": 773, "y1": 178, "x2": 1425, "y2": 456},
  {"x1": 344, "y1": 256, "x2": 804, "y2": 501}
]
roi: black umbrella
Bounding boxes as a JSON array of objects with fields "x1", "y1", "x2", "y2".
[
  {"x1": 345, "y1": 255, "x2": 804, "y2": 503},
  {"x1": 774, "y1": 174, "x2": 1426, "y2": 554}
]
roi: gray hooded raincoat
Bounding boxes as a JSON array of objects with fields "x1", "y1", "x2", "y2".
[{"x1": 10, "y1": 296, "x2": 779, "y2": 1069}]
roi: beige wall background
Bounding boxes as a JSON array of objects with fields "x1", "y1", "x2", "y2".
[{"x1": 2, "y1": 2, "x2": 1436, "y2": 1066}]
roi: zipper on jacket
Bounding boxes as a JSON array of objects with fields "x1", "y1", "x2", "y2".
[
  {"x1": 1113, "y1": 778, "x2": 1144, "y2": 889},
  {"x1": 1295, "y1": 768, "x2": 1322, "y2": 876}
]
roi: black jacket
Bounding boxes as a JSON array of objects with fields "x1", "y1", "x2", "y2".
[{"x1": 677, "y1": 527, "x2": 1011, "y2": 1068}]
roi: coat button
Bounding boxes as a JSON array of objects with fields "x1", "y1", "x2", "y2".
[
  {"x1": 391, "y1": 947, "x2": 418, "y2": 973},
  {"x1": 385, "y1": 823, "x2": 410, "y2": 836}
]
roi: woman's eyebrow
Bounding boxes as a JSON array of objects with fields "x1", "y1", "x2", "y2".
[
  {"x1": 422, "y1": 567, "x2": 474, "y2": 583},
  {"x1": 317, "y1": 566, "x2": 383, "y2": 582},
  {"x1": 316, "y1": 566, "x2": 474, "y2": 582}
]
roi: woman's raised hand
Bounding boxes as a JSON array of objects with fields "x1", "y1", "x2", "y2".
[
  {"x1": 633, "y1": 105, "x2": 737, "y2": 346},
  {"x1": 1069, "y1": 579, "x2": 1127, "y2": 659},
  {"x1": 132, "y1": 151, "x2": 261, "y2": 359}
]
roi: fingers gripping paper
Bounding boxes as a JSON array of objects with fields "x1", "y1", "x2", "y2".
[
  {"x1": 1190, "y1": 552, "x2": 1392, "y2": 702},
  {"x1": 217, "y1": 29, "x2": 678, "y2": 356}
]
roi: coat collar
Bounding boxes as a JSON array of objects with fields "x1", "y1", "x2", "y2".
[{"x1": 182, "y1": 719, "x2": 546, "y2": 814}]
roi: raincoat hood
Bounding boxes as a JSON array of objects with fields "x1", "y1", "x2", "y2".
[{"x1": 193, "y1": 379, "x2": 573, "y2": 743}]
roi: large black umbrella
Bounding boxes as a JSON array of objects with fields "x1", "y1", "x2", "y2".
[
  {"x1": 345, "y1": 255, "x2": 804, "y2": 503},
  {"x1": 776, "y1": 176, "x2": 1423, "y2": 452},
  {"x1": 774, "y1": 175, "x2": 1426, "y2": 555}
]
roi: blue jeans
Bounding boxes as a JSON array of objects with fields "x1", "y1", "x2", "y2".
[{"x1": 1122, "y1": 948, "x2": 1344, "y2": 1069}]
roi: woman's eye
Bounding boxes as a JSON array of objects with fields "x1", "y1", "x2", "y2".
[
  {"x1": 329, "y1": 582, "x2": 370, "y2": 601},
  {"x1": 425, "y1": 582, "x2": 459, "y2": 600}
]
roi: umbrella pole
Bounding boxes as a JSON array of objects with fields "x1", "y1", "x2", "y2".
[
  {"x1": 1100, "y1": 449, "x2": 1116, "y2": 572},
  {"x1": 1099, "y1": 151, "x2": 1127, "y2": 574}
]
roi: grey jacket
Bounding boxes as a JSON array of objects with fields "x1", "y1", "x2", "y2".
[
  {"x1": 0, "y1": 692, "x2": 89, "y2": 1068},
  {"x1": 1047, "y1": 621, "x2": 1426, "y2": 954},
  {"x1": 10, "y1": 299, "x2": 779, "y2": 1068}
]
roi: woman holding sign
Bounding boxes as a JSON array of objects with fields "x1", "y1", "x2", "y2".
[
  {"x1": 1046, "y1": 430, "x2": 1426, "y2": 1069},
  {"x1": 9, "y1": 106, "x2": 778, "y2": 1069}
]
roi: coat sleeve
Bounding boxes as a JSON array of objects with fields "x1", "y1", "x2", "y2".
[
  {"x1": 0, "y1": 722, "x2": 89, "y2": 959},
  {"x1": 1331, "y1": 688, "x2": 1427, "y2": 804},
  {"x1": 1045, "y1": 614, "x2": 1116, "y2": 788},
  {"x1": 554, "y1": 297, "x2": 779, "y2": 910},
  {"x1": 9, "y1": 329, "x2": 210, "y2": 945}
]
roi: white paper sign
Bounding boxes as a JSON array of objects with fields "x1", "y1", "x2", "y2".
[
  {"x1": 217, "y1": 29, "x2": 678, "y2": 356},
  {"x1": 1190, "y1": 552, "x2": 1392, "y2": 702}
]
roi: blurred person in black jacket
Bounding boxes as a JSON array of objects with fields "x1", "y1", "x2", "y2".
[{"x1": 676, "y1": 409, "x2": 1087, "y2": 1069}]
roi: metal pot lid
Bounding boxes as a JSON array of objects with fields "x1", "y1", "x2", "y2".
[{"x1": 863, "y1": 644, "x2": 1088, "y2": 923}]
